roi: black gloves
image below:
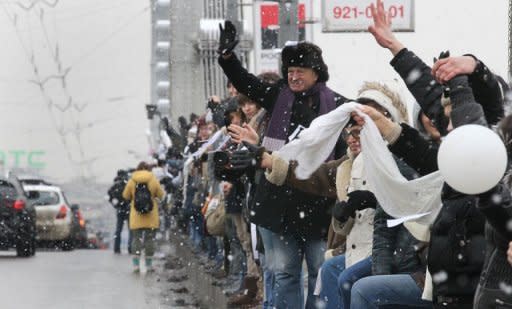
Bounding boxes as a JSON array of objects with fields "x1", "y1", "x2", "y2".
[
  {"x1": 331, "y1": 190, "x2": 377, "y2": 222},
  {"x1": 347, "y1": 190, "x2": 377, "y2": 210},
  {"x1": 229, "y1": 142, "x2": 265, "y2": 171},
  {"x1": 218, "y1": 20, "x2": 239, "y2": 56}
]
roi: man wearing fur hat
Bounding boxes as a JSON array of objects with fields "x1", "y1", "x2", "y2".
[{"x1": 217, "y1": 21, "x2": 349, "y2": 308}]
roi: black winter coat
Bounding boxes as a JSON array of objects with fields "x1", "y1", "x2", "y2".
[
  {"x1": 218, "y1": 54, "x2": 350, "y2": 239},
  {"x1": 390, "y1": 48, "x2": 505, "y2": 135},
  {"x1": 388, "y1": 75, "x2": 489, "y2": 306},
  {"x1": 473, "y1": 177, "x2": 512, "y2": 307},
  {"x1": 372, "y1": 161, "x2": 426, "y2": 279}
]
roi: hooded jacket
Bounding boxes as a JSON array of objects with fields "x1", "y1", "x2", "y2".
[{"x1": 122, "y1": 170, "x2": 165, "y2": 230}]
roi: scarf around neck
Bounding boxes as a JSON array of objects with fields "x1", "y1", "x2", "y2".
[{"x1": 262, "y1": 82, "x2": 336, "y2": 151}]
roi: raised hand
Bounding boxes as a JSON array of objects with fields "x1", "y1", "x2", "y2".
[
  {"x1": 228, "y1": 123, "x2": 259, "y2": 145},
  {"x1": 368, "y1": 0, "x2": 404, "y2": 56},
  {"x1": 218, "y1": 20, "x2": 239, "y2": 56},
  {"x1": 431, "y1": 56, "x2": 477, "y2": 84}
]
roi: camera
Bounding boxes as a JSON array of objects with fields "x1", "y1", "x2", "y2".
[{"x1": 213, "y1": 151, "x2": 230, "y2": 167}]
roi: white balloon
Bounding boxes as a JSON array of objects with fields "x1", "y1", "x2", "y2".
[{"x1": 438, "y1": 124, "x2": 508, "y2": 194}]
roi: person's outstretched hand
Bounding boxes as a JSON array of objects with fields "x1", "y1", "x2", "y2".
[
  {"x1": 218, "y1": 20, "x2": 239, "y2": 56},
  {"x1": 228, "y1": 123, "x2": 259, "y2": 145},
  {"x1": 431, "y1": 56, "x2": 477, "y2": 84},
  {"x1": 368, "y1": 0, "x2": 404, "y2": 56}
]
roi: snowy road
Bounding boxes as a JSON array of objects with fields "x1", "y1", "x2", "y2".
[{"x1": 0, "y1": 249, "x2": 165, "y2": 309}]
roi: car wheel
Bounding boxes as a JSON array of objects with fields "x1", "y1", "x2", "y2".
[
  {"x1": 16, "y1": 237, "x2": 33, "y2": 257},
  {"x1": 17, "y1": 216, "x2": 36, "y2": 257},
  {"x1": 61, "y1": 239, "x2": 75, "y2": 251}
]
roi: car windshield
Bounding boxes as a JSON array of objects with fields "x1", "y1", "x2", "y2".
[{"x1": 28, "y1": 191, "x2": 60, "y2": 206}]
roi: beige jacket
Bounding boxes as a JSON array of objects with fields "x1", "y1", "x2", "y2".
[{"x1": 265, "y1": 151, "x2": 374, "y2": 268}]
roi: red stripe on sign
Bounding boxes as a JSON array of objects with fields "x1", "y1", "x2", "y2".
[
  {"x1": 260, "y1": 3, "x2": 306, "y2": 29},
  {"x1": 298, "y1": 3, "x2": 305, "y2": 28},
  {"x1": 261, "y1": 4, "x2": 278, "y2": 29}
]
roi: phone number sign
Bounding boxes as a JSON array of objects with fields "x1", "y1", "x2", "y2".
[{"x1": 322, "y1": 0, "x2": 414, "y2": 32}]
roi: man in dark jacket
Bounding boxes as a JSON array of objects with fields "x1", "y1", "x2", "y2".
[
  {"x1": 217, "y1": 20, "x2": 349, "y2": 308},
  {"x1": 108, "y1": 170, "x2": 131, "y2": 254}
]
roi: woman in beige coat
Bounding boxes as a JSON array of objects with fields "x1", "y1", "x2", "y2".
[{"x1": 122, "y1": 161, "x2": 165, "y2": 273}]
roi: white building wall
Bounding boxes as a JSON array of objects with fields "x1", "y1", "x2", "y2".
[{"x1": 246, "y1": 0, "x2": 509, "y2": 121}]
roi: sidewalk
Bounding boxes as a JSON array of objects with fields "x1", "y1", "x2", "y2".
[{"x1": 160, "y1": 232, "x2": 230, "y2": 308}]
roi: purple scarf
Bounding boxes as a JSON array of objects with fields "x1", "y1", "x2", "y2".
[{"x1": 262, "y1": 82, "x2": 336, "y2": 151}]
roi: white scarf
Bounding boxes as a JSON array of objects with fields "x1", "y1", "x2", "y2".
[{"x1": 276, "y1": 102, "x2": 444, "y2": 225}]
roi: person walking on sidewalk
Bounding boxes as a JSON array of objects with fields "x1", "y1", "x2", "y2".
[
  {"x1": 108, "y1": 169, "x2": 132, "y2": 254},
  {"x1": 123, "y1": 161, "x2": 165, "y2": 273}
]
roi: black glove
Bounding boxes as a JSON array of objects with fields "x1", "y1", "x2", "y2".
[
  {"x1": 331, "y1": 200, "x2": 355, "y2": 223},
  {"x1": 229, "y1": 142, "x2": 265, "y2": 171},
  {"x1": 218, "y1": 20, "x2": 239, "y2": 55},
  {"x1": 347, "y1": 190, "x2": 378, "y2": 211}
]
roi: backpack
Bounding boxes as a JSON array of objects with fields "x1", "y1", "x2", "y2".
[{"x1": 134, "y1": 182, "x2": 153, "y2": 214}]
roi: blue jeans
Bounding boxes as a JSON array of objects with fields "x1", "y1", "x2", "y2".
[
  {"x1": 114, "y1": 208, "x2": 131, "y2": 253},
  {"x1": 259, "y1": 227, "x2": 275, "y2": 309},
  {"x1": 319, "y1": 255, "x2": 372, "y2": 308},
  {"x1": 272, "y1": 232, "x2": 326, "y2": 309},
  {"x1": 351, "y1": 274, "x2": 432, "y2": 308}
]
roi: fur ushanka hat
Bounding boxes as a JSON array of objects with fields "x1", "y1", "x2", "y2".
[
  {"x1": 281, "y1": 41, "x2": 329, "y2": 83},
  {"x1": 357, "y1": 80, "x2": 409, "y2": 123}
]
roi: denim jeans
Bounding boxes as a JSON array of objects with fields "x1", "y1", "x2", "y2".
[
  {"x1": 272, "y1": 232, "x2": 326, "y2": 309},
  {"x1": 188, "y1": 216, "x2": 204, "y2": 253},
  {"x1": 259, "y1": 227, "x2": 275, "y2": 309},
  {"x1": 225, "y1": 214, "x2": 245, "y2": 279},
  {"x1": 351, "y1": 274, "x2": 432, "y2": 309},
  {"x1": 319, "y1": 255, "x2": 372, "y2": 309},
  {"x1": 114, "y1": 208, "x2": 131, "y2": 253}
]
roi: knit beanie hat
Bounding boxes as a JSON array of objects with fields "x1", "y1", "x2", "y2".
[
  {"x1": 281, "y1": 41, "x2": 329, "y2": 83},
  {"x1": 357, "y1": 80, "x2": 409, "y2": 123}
]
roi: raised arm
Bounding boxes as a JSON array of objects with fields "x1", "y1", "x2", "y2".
[{"x1": 217, "y1": 21, "x2": 280, "y2": 110}]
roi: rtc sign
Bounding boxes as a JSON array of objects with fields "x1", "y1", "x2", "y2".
[{"x1": 0, "y1": 150, "x2": 46, "y2": 169}]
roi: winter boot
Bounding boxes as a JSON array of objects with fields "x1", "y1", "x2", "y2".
[
  {"x1": 227, "y1": 276, "x2": 259, "y2": 306},
  {"x1": 132, "y1": 256, "x2": 140, "y2": 273},
  {"x1": 145, "y1": 257, "x2": 154, "y2": 273}
]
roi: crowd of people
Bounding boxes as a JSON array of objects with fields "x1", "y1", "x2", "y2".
[{"x1": 107, "y1": 1, "x2": 512, "y2": 308}]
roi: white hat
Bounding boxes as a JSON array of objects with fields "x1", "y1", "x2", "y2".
[{"x1": 357, "y1": 80, "x2": 409, "y2": 123}]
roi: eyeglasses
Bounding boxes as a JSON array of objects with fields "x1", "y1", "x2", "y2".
[{"x1": 342, "y1": 127, "x2": 361, "y2": 140}]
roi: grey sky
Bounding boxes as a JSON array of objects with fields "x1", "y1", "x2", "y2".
[{"x1": 0, "y1": 0, "x2": 151, "y2": 183}]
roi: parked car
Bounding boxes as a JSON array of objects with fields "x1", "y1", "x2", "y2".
[
  {"x1": 0, "y1": 175, "x2": 36, "y2": 257},
  {"x1": 24, "y1": 184, "x2": 75, "y2": 251},
  {"x1": 70, "y1": 204, "x2": 87, "y2": 248}
]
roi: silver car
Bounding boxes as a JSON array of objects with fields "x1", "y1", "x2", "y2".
[{"x1": 24, "y1": 184, "x2": 74, "y2": 251}]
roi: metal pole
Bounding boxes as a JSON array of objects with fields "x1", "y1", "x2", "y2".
[{"x1": 278, "y1": 0, "x2": 299, "y2": 48}]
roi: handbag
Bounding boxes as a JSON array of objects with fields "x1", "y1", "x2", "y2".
[{"x1": 205, "y1": 198, "x2": 225, "y2": 236}]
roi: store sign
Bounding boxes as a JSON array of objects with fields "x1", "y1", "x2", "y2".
[
  {"x1": 0, "y1": 150, "x2": 46, "y2": 169},
  {"x1": 322, "y1": 0, "x2": 414, "y2": 32}
]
